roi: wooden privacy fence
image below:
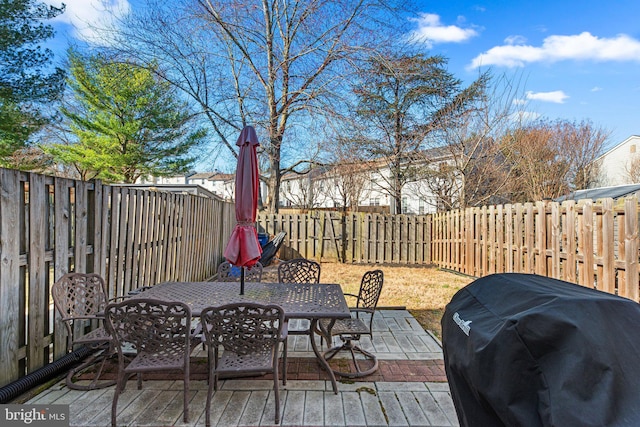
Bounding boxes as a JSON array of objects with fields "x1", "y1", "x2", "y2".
[
  {"x1": 431, "y1": 198, "x2": 640, "y2": 302},
  {"x1": 4, "y1": 165, "x2": 640, "y2": 389},
  {"x1": 258, "y1": 211, "x2": 432, "y2": 264},
  {"x1": 0, "y1": 169, "x2": 235, "y2": 388}
]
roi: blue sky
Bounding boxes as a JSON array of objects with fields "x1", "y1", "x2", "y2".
[
  {"x1": 48, "y1": 0, "x2": 640, "y2": 150},
  {"x1": 408, "y1": 0, "x2": 640, "y2": 148}
]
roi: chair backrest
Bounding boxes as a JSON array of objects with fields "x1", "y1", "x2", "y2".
[
  {"x1": 52, "y1": 273, "x2": 109, "y2": 321},
  {"x1": 357, "y1": 270, "x2": 384, "y2": 310},
  {"x1": 200, "y1": 303, "x2": 284, "y2": 356},
  {"x1": 277, "y1": 258, "x2": 321, "y2": 284},
  {"x1": 217, "y1": 261, "x2": 263, "y2": 282},
  {"x1": 105, "y1": 298, "x2": 192, "y2": 360}
]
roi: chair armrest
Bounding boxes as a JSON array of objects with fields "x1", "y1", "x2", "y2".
[
  {"x1": 344, "y1": 293, "x2": 366, "y2": 309},
  {"x1": 343, "y1": 293, "x2": 359, "y2": 304},
  {"x1": 349, "y1": 307, "x2": 376, "y2": 323}
]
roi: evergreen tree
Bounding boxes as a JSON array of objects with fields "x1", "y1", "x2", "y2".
[
  {"x1": 46, "y1": 50, "x2": 206, "y2": 182},
  {"x1": 352, "y1": 51, "x2": 488, "y2": 213},
  {"x1": 0, "y1": 0, "x2": 66, "y2": 161}
]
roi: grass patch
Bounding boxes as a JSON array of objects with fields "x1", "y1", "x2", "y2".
[{"x1": 312, "y1": 263, "x2": 473, "y2": 338}]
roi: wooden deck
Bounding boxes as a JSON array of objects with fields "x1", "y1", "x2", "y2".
[{"x1": 26, "y1": 310, "x2": 460, "y2": 426}]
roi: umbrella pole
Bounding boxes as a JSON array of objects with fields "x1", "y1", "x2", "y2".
[{"x1": 240, "y1": 268, "x2": 245, "y2": 295}]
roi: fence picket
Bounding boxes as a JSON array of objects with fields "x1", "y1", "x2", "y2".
[
  {"x1": 601, "y1": 199, "x2": 615, "y2": 294},
  {"x1": 28, "y1": 173, "x2": 46, "y2": 371},
  {"x1": 53, "y1": 177, "x2": 70, "y2": 358}
]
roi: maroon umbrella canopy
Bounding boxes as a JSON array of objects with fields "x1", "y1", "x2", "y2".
[{"x1": 223, "y1": 126, "x2": 262, "y2": 269}]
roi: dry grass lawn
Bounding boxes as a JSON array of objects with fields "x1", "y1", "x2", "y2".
[{"x1": 265, "y1": 262, "x2": 473, "y2": 339}]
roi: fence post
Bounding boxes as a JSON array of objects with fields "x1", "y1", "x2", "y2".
[
  {"x1": 623, "y1": 197, "x2": 639, "y2": 301},
  {"x1": 601, "y1": 198, "x2": 615, "y2": 294},
  {"x1": 0, "y1": 169, "x2": 21, "y2": 385}
]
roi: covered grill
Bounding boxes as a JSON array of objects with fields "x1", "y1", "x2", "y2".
[{"x1": 442, "y1": 273, "x2": 640, "y2": 427}]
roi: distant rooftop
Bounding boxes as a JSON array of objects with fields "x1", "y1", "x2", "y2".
[
  {"x1": 113, "y1": 184, "x2": 221, "y2": 199},
  {"x1": 557, "y1": 183, "x2": 640, "y2": 201}
]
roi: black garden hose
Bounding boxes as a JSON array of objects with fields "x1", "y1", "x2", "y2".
[{"x1": 0, "y1": 346, "x2": 94, "y2": 403}]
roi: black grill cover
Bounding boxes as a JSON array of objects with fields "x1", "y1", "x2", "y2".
[{"x1": 442, "y1": 273, "x2": 640, "y2": 427}]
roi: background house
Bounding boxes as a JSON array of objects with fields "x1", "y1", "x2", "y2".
[
  {"x1": 137, "y1": 171, "x2": 266, "y2": 205},
  {"x1": 594, "y1": 135, "x2": 640, "y2": 186},
  {"x1": 138, "y1": 147, "x2": 455, "y2": 214},
  {"x1": 278, "y1": 149, "x2": 453, "y2": 214}
]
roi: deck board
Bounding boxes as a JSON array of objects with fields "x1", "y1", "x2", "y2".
[{"x1": 25, "y1": 310, "x2": 458, "y2": 426}]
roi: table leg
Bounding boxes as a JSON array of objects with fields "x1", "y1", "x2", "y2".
[{"x1": 309, "y1": 318, "x2": 339, "y2": 394}]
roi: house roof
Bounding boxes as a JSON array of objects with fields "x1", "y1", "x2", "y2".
[
  {"x1": 113, "y1": 184, "x2": 221, "y2": 199},
  {"x1": 208, "y1": 172, "x2": 235, "y2": 182},
  {"x1": 189, "y1": 172, "x2": 216, "y2": 180},
  {"x1": 593, "y1": 135, "x2": 640, "y2": 163},
  {"x1": 556, "y1": 183, "x2": 640, "y2": 201}
]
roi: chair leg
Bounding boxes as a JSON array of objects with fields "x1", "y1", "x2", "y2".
[
  {"x1": 111, "y1": 370, "x2": 127, "y2": 427},
  {"x1": 282, "y1": 341, "x2": 287, "y2": 386},
  {"x1": 183, "y1": 369, "x2": 189, "y2": 423},
  {"x1": 273, "y1": 363, "x2": 280, "y2": 424},
  {"x1": 206, "y1": 368, "x2": 214, "y2": 427},
  {"x1": 322, "y1": 339, "x2": 379, "y2": 378}
]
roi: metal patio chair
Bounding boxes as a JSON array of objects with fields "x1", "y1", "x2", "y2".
[
  {"x1": 200, "y1": 303, "x2": 287, "y2": 426},
  {"x1": 318, "y1": 269, "x2": 384, "y2": 378},
  {"x1": 277, "y1": 257, "x2": 321, "y2": 348},
  {"x1": 217, "y1": 260, "x2": 263, "y2": 282},
  {"x1": 51, "y1": 272, "x2": 116, "y2": 390},
  {"x1": 105, "y1": 298, "x2": 196, "y2": 427},
  {"x1": 277, "y1": 258, "x2": 321, "y2": 284}
]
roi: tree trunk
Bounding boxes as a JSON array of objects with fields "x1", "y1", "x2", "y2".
[{"x1": 266, "y1": 133, "x2": 282, "y2": 213}]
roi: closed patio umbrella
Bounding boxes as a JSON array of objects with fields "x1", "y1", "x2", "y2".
[{"x1": 223, "y1": 126, "x2": 262, "y2": 294}]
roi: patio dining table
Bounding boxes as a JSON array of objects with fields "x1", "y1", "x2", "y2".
[{"x1": 130, "y1": 281, "x2": 351, "y2": 393}]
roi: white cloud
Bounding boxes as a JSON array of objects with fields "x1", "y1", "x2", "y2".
[
  {"x1": 591, "y1": 86, "x2": 603, "y2": 92},
  {"x1": 49, "y1": 0, "x2": 131, "y2": 44},
  {"x1": 504, "y1": 35, "x2": 527, "y2": 45},
  {"x1": 409, "y1": 13, "x2": 479, "y2": 48},
  {"x1": 469, "y1": 32, "x2": 640, "y2": 69},
  {"x1": 526, "y1": 90, "x2": 569, "y2": 104}
]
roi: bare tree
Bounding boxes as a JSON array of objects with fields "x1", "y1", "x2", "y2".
[
  {"x1": 557, "y1": 119, "x2": 608, "y2": 190},
  {"x1": 279, "y1": 168, "x2": 323, "y2": 210},
  {"x1": 321, "y1": 162, "x2": 371, "y2": 212},
  {"x1": 625, "y1": 156, "x2": 640, "y2": 183},
  {"x1": 314, "y1": 133, "x2": 370, "y2": 211},
  {"x1": 99, "y1": 0, "x2": 406, "y2": 212},
  {"x1": 413, "y1": 72, "x2": 526, "y2": 210},
  {"x1": 503, "y1": 119, "x2": 609, "y2": 202}
]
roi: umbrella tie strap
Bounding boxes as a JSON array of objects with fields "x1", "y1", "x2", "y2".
[{"x1": 236, "y1": 221, "x2": 256, "y2": 227}]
